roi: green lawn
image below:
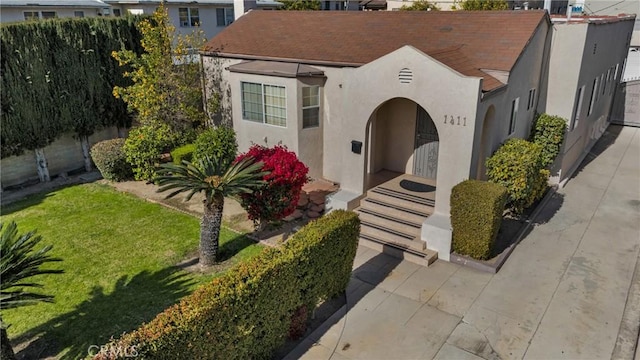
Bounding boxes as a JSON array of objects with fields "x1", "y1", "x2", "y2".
[{"x1": 1, "y1": 183, "x2": 263, "y2": 359}]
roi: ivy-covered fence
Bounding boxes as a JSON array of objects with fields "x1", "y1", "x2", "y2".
[{"x1": 0, "y1": 17, "x2": 143, "y2": 185}]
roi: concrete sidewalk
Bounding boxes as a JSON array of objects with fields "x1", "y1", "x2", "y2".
[{"x1": 286, "y1": 125, "x2": 640, "y2": 360}]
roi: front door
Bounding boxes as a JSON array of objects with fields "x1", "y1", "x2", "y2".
[{"x1": 413, "y1": 107, "x2": 439, "y2": 180}]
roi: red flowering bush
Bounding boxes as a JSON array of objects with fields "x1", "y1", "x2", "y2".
[{"x1": 236, "y1": 145, "x2": 309, "y2": 228}]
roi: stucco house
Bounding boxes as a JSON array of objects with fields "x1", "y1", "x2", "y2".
[
  {"x1": 0, "y1": 0, "x2": 112, "y2": 22},
  {"x1": 200, "y1": 10, "x2": 635, "y2": 263}
]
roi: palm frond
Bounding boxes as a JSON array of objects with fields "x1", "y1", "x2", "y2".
[
  {"x1": 156, "y1": 155, "x2": 268, "y2": 202},
  {"x1": 0, "y1": 222, "x2": 63, "y2": 310}
]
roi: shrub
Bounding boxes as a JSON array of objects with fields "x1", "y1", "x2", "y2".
[
  {"x1": 170, "y1": 144, "x2": 195, "y2": 165},
  {"x1": 486, "y1": 138, "x2": 544, "y2": 213},
  {"x1": 94, "y1": 210, "x2": 360, "y2": 360},
  {"x1": 192, "y1": 126, "x2": 238, "y2": 171},
  {"x1": 451, "y1": 180, "x2": 508, "y2": 260},
  {"x1": 530, "y1": 113, "x2": 567, "y2": 168},
  {"x1": 123, "y1": 123, "x2": 174, "y2": 181},
  {"x1": 90, "y1": 138, "x2": 133, "y2": 181},
  {"x1": 236, "y1": 145, "x2": 309, "y2": 228}
]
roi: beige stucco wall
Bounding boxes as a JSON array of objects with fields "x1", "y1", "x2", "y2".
[
  {"x1": 204, "y1": 56, "x2": 326, "y2": 180},
  {"x1": 371, "y1": 98, "x2": 417, "y2": 174},
  {"x1": 472, "y1": 17, "x2": 551, "y2": 178},
  {"x1": 542, "y1": 18, "x2": 635, "y2": 182},
  {"x1": 335, "y1": 46, "x2": 481, "y2": 217},
  {"x1": 1, "y1": 127, "x2": 119, "y2": 188}
]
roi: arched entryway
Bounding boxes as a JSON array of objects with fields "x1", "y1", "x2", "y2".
[
  {"x1": 364, "y1": 97, "x2": 439, "y2": 192},
  {"x1": 476, "y1": 105, "x2": 496, "y2": 180},
  {"x1": 359, "y1": 97, "x2": 439, "y2": 262}
]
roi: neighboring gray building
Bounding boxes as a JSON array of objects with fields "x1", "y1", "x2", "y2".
[
  {"x1": 0, "y1": 0, "x2": 112, "y2": 23},
  {"x1": 201, "y1": 10, "x2": 635, "y2": 263}
]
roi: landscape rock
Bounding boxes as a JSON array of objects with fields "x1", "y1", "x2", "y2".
[
  {"x1": 309, "y1": 204, "x2": 324, "y2": 213},
  {"x1": 306, "y1": 210, "x2": 320, "y2": 218}
]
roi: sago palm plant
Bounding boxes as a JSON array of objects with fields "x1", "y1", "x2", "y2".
[
  {"x1": 156, "y1": 156, "x2": 267, "y2": 266},
  {"x1": 0, "y1": 222, "x2": 63, "y2": 360}
]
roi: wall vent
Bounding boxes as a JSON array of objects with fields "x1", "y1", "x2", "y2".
[{"x1": 399, "y1": 68, "x2": 413, "y2": 84}]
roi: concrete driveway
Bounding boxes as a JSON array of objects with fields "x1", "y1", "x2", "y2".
[{"x1": 286, "y1": 125, "x2": 640, "y2": 360}]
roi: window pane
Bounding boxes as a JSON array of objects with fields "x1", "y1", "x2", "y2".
[
  {"x1": 179, "y1": 8, "x2": 188, "y2": 26},
  {"x1": 264, "y1": 85, "x2": 286, "y2": 127},
  {"x1": 24, "y1": 11, "x2": 38, "y2": 20},
  {"x1": 225, "y1": 8, "x2": 234, "y2": 25},
  {"x1": 241, "y1": 82, "x2": 263, "y2": 122},
  {"x1": 216, "y1": 8, "x2": 225, "y2": 26},
  {"x1": 303, "y1": 108, "x2": 319, "y2": 128},
  {"x1": 74, "y1": 11, "x2": 84, "y2": 17},
  {"x1": 41, "y1": 11, "x2": 56, "y2": 19},
  {"x1": 190, "y1": 8, "x2": 199, "y2": 26}
]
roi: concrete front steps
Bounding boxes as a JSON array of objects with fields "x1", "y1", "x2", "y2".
[{"x1": 355, "y1": 186, "x2": 438, "y2": 267}]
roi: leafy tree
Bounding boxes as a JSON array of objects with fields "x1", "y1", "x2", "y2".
[
  {"x1": 123, "y1": 122, "x2": 174, "y2": 181},
  {"x1": 0, "y1": 222, "x2": 63, "y2": 360},
  {"x1": 278, "y1": 0, "x2": 321, "y2": 10},
  {"x1": 112, "y1": 4, "x2": 207, "y2": 133},
  {"x1": 400, "y1": 0, "x2": 440, "y2": 11},
  {"x1": 455, "y1": 0, "x2": 509, "y2": 10},
  {"x1": 156, "y1": 157, "x2": 267, "y2": 266},
  {"x1": 236, "y1": 145, "x2": 309, "y2": 230},
  {"x1": 193, "y1": 127, "x2": 238, "y2": 172}
]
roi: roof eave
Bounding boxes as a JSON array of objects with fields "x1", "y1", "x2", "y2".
[{"x1": 200, "y1": 51, "x2": 363, "y2": 68}]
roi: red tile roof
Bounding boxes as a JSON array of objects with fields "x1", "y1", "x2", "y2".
[{"x1": 203, "y1": 10, "x2": 548, "y2": 91}]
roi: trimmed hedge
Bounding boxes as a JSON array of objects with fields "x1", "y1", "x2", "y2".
[
  {"x1": 90, "y1": 138, "x2": 132, "y2": 181},
  {"x1": 530, "y1": 113, "x2": 567, "y2": 168},
  {"x1": 95, "y1": 210, "x2": 360, "y2": 360},
  {"x1": 170, "y1": 144, "x2": 195, "y2": 165},
  {"x1": 451, "y1": 180, "x2": 507, "y2": 260},
  {"x1": 486, "y1": 138, "x2": 545, "y2": 213}
]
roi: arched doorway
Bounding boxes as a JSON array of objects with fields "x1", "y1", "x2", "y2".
[
  {"x1": 364, "y1": 98, "x2": 439, "y2": 191},
  {"x1": 476, "y1": 105, "x2": 496, "y2": 180}
]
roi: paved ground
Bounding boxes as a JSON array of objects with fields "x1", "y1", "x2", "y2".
[{"x1": 286, "y1": 125, "x2": 640, "y2": 360}]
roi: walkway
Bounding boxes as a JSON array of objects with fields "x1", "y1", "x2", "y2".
[{"x1": 286, "y1": 125, "x2": 640, "y2": 360}]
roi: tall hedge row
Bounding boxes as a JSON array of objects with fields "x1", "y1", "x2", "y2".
[
  {"x1": 95, "y1": 210, "x2": 360, "y2": 360},
  {"x1": 0, "y1": 17, "x2": 143, "y2": 158},
  {"x1": 451, "y1": 180, "x2": 508, "y2": 260}
]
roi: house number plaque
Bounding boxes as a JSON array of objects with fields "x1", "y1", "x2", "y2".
[{"x1": 444, "y1": 115, "x2": 466, "y2": 126}]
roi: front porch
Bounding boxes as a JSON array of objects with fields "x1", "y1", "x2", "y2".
[{"x1": 356, "y1": 172, "x2": 438, "y2": 266}]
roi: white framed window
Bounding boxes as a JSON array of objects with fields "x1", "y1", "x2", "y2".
[
  {"x1": 614, "y1": 63, "x2": 620, "y2": 80},
  {"x1": 302, "y1": 86, "x2": 320, "y2": 128},
  {"x1": 179, "y1": 7, "x2": 199, "y2": 27},
  {"x1": 571, "y1": 86, "x2": 584, "y2": 131},
  {"x1": 24, "y1": 11, "x2": 57, "y2": 20},
  {"x1": 508, "y1": 97, "x2": 519, "y2": 135},
  {"x1": 241, "y1": 82, "x2": 287, "y2": 127},
  {"x1": 23, "y1": 11, "x2": 38, "y2": 20},
  {"x1": 609, "y1": 66, "x2": 616, "y2": 95},
  {"x1": 600, "y1": 73, "x2": 606, "y2": 96},
  {"x1": 74, "y1": 11, "x2": 84, "y2": 17},
  {"x1": 527, "y1": 88, "x2": 536, "y2": 111},
  {"x1": 113, "y1": 8, "x2": 121, "y2": 16},
  {"x1": 588, "y1": 77, "x2": 598, "y2": 116},
  {"x1": 216, "y1": 8, "x2": 234, "y2": 26}
]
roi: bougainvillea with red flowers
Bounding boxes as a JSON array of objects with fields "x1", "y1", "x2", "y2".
[{"x1": 236, "y1": 145, "x2": 309, "y2": 228}]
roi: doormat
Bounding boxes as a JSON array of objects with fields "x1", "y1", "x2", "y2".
[{"x1": 399, "y1": 179, "x2": 435, "y2": 193}]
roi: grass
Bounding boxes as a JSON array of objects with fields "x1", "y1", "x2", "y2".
[{"x1": 0, "y1": 183, "x2": 263, "y2": 359}]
